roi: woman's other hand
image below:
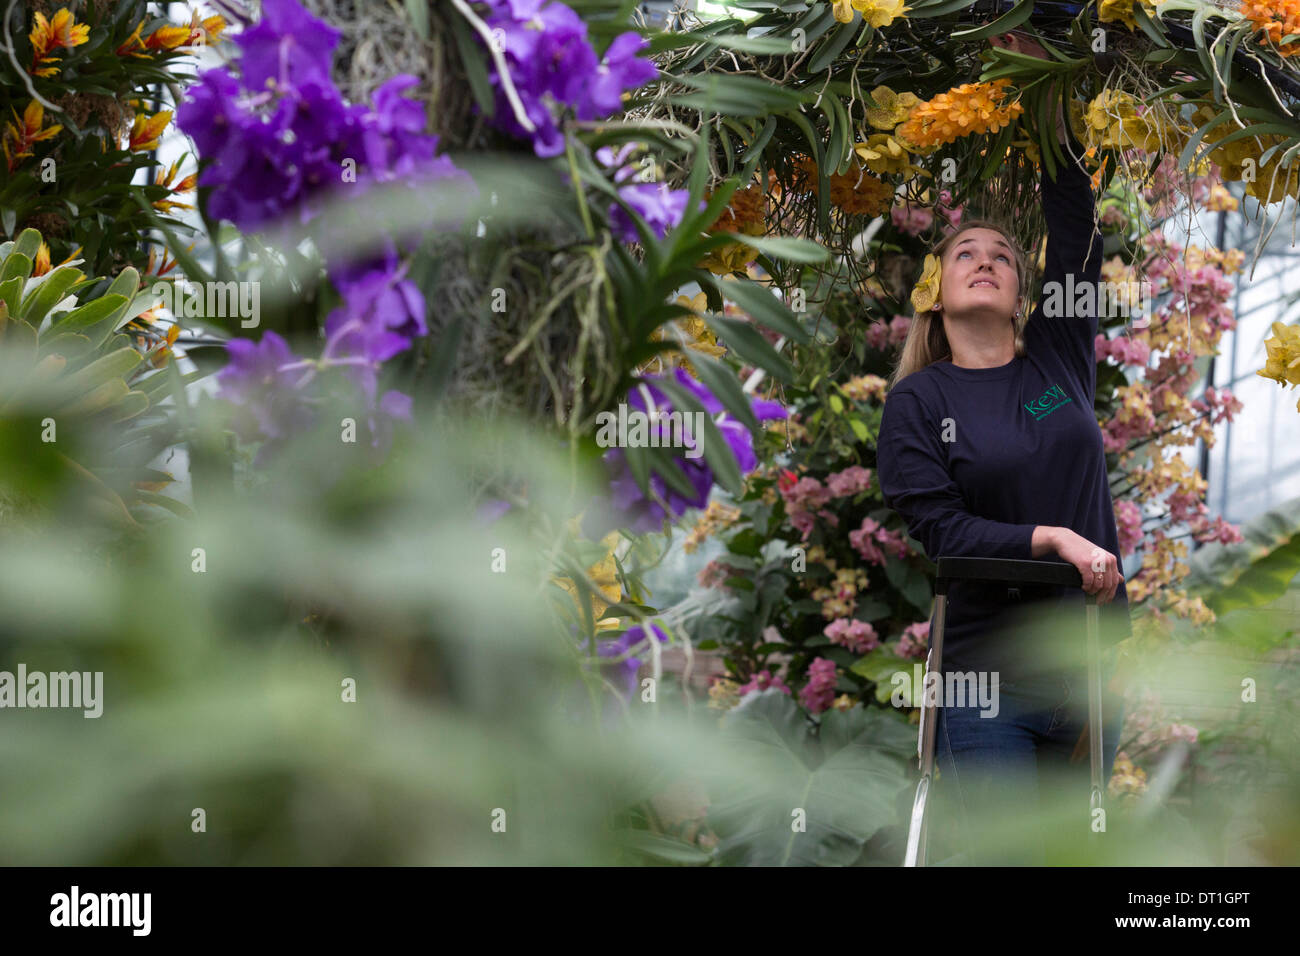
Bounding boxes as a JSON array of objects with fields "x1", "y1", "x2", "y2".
[{"x1": 1042, "y1": 526, "x2": 1123, "y2": 604}]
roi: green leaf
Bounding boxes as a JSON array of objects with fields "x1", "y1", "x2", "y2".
[
  {"x1": 48, "y1": 294, "x2": 129, "y2": 334},
  {"x1": 405, "y1": 0, "x2": 429, "y2": 38},
  {"x1": 700, "y1": 313, "x2": 794, "y2": 382},
  {"x1": 701, "y1": 272, "x2": 811, "y2": 343},
  {"x1": 727, "y1": 528, "x2": 765, "y2": 557},
  {"x1": 952, "y1": 0, "x2": 1032, "y2": 42},
  {"x1": 0, "y1": 275, "x2": 24, "y2": 316},
  {"x1": 447, "y1": 6, "x2": 496, "y2": 119},
  {"x1": 718, "y1": 232, "x2": 830, "y2": 265},
  {"x1": 1, "y1": 252, "x2": 34, "y2": 290},
  {"x1": 18, "y1": 265, "x2": 84, "y2": 326},
  {"x1": 60, "y1": 346, "x2": 142, "y2": 394},
  {"x1": 654, "y1": 375, "x2": 744, "y2": 496},
  {"x1": 690, "y1": 352, "x2": 761, "y2": 435},
  {"x1": 884, "y1": 559, "x2": 932, "y2": 614},
  {"x1": 132, "y1": 490, "x2": 196, "y2": 520},
  {"x1": 11, "y1": 228, "x2": 42, "y2": 263},
  {"x1": 705, "y1": 691, "x2": 912, "y2": 865},
  {"x1": 808, "y1": 19, "x2": 857, "y2": 74}
]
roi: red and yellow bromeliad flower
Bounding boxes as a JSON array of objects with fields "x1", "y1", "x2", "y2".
[
  {"x1": 117, "y1": 10, "x2": 226, "y2": 57},
  {"x1": 127, "y1": 110, "x2": 173, "y2": 152},
  {"x1": 2, "y1": 100, "x2": 63, "y2": 174},
  {"x1": 152, "y1": 158, "x2": 200, "y2": 212},
  {"x1": 897, "y1": 78, "x2": 1024, "y2": 150},
  {"x1": 29, "y1": 8, "x2": 90, "y2": 78}
]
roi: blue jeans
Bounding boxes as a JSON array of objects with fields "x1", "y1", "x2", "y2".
[{"x1": 930, "y1": 661, "x2": 1125, "y2": 865}]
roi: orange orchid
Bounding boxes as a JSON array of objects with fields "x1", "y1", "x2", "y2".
[
  {"x1": 29, "y1": 8, "x2": 90, "y2": 77},
  {"x1": 3, "y1": 100, "x2": 63, "y2": 173},
  {"x1": 128, "y1": 110, "x2": 173, "y2": 152}
]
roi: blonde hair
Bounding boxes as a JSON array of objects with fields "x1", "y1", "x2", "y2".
[{"x1": 887, "y1": 219, "x2": 1032, "y2": 389}]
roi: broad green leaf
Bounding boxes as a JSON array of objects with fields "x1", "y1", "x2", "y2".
[
  {"x1": 705, "y1": 691, "x2": 912, "y2": 865},
  {"x1": 18, "y1": 265, "x2": 84, "y2": 326}
]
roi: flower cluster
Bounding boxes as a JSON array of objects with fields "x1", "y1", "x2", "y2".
[
  {"x1": 553, "y1": 529, "x2": 623, "y2": 632},
  {"x1": 1097, "y1": 0, "x2": 1159, "y2": 32},
  {"x1": 811, "y1": 566, "x2": 870, "y2": 620},
  {"x1": 1107, "y1": 751, "x2": 1148, "y2": 802},
  {"x1": 1095, "y1": 332, "x2": 1152, "y2": 368},
  {"x1": 849, "y1": 516, "x2": 909, "y2": 566},
  {"x1": 3, "y1": 101, "x2": 61, "y2": 175},
  {"x1": 1114, "y1": 498, "x2": 1144, "y2": 557},
  {"x1": 597, "y1": 144, "x2": 699, "y2": 245},
  {"x1": 798, "y1": 657, "x2": 840, "y2": 714},
  {"x1": 896, "y1": 79, "x2": 1023, "y2": 150},
  {"x1": 180, "y1": 0, "x2": 469, "y2": 235},
  {"x1": 896, "y1": 620, "x2": 929, "y2": 659},
  {"x1": 697, "y1": 558, "x2": 746, "y2": 592},
  {"x1": 1241, "y1": 0, "x2": 1300, "y2": 57},
  {"x1": 1258, "y1": 321, "x2": 1300, "y2": 410},
  {"x1": 831, "y1": 0, "x2": 910, "y2": 27},
  {"x1": 824, "y1": 617, "x2": 879, "y2": 654},
  {"x1": 477, "y1": 0, "x2": 657, "y2": 157},
  {"x1": 868, "y1": 319, "x2": 909, "y2": 353},
  {"x1": 738, "y1": 669, "x2": 792, "y2": 697},
  {"x1": 683, "y1": 499, "x2": 742, "y2": 553},
  {"x1": 699, "y1": 184, "x2": 767, "y2": 275},
  {"x1": 200, "y1": 0, "x2": 474, "y2": 461},
  {"x1": 598, "y1": 368, "x2": 787, "y2": 534},
  {"x1": 28, "y1": 8, "x2": 89, "y2": 78},
  {"x1": 840, "y1": 372, "x2": 891, "y2": 401}
]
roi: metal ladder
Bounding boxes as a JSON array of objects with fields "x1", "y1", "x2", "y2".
[{"x1": 903, "y1": 557, "x2": 1104, "y2": 867}]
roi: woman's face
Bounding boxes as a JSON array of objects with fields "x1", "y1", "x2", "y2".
[{"x1": 938, "y1": 228, "x2": 1019, "y2": 320}]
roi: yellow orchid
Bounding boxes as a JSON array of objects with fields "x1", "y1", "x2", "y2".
[
  {"x1": 640, "y1": 293, "x2": 728, "y2": 375},
  {"x1": 832, "y1": 0, "x2": 910, "y2": 27},
  {"x1": 865, "y1": 85, "x2": 921, "y2": 130},
  {"x1": 1097, "y1": 0, "x2": 1158, "y2": 31},
  {"x1": 854, "y1": 133, "x2": 924, "y2": 178},
  {"x1": 911, "y1": 253, "x2": 942, "y2": 314},
  {"x1": 1257, "y1": 321, "x2": 1300, "y2": 411},
  {"x1": 553, "y1": 523, "x2": 624, "y2": 632}
]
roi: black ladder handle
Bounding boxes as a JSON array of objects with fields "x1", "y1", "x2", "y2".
[{"x1": 934, "y1": 556, "x2": 1085, "y2": 594}]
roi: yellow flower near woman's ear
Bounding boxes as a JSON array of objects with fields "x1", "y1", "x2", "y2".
[{"x1": 911, "y1": 253, "x2": 941, "y2": 314}]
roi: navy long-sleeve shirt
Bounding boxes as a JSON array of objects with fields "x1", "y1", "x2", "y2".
[{"x1": 876, "y1": 138, "x2": 1131, "y2": 678}]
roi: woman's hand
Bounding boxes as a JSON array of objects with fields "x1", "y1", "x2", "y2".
[{"x1": 1042, "y1": 526, "x2": 1123, "y2": 604}]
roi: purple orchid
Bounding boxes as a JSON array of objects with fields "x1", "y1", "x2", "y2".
[
  {"x1": 593, "y1": 368, "x2": 787, "y2": 534},
  {"x1": 597, "y1": 623, "x2": 669, "y2": 699},
  {"x1": 476, "y1": 0, "x2": 658, "y2": 157}
]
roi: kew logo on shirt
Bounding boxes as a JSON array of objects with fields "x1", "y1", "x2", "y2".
[{"x1": 1025, "y1": 383, "x2": 1072, "y2": 421}]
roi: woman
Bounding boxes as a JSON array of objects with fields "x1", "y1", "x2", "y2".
[{"x1": 875, "y1": 45, "x2": 1130, "y2": 865}]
